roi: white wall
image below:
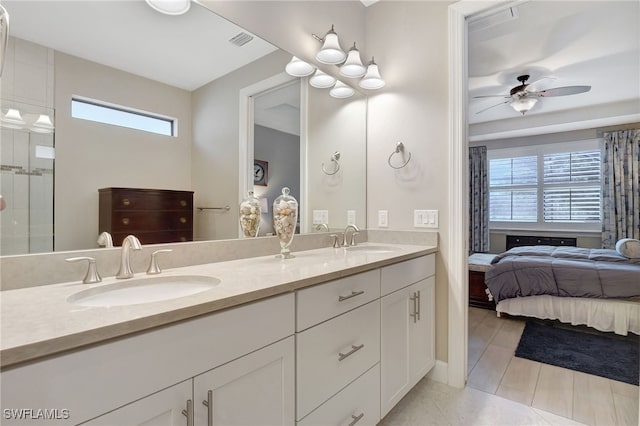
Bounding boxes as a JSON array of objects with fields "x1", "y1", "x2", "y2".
[{"x1": 54, "y1": 52, "x2": 192, "y2": 251}]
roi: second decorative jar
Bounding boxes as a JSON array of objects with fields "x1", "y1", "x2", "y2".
[
  {"x1": 273, "y1": 187, "x2": 298, "y2": 259},
  {"x1": 239, "y1": 191, "x2": 261, "y2": 237}
]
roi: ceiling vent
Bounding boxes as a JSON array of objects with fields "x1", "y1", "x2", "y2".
[
  {"x1": 468, "y1": 6, "x2": 519, "y2": 33},
  {"x1": 229, "y1": 32, "x2": 254, "y2": 47}
]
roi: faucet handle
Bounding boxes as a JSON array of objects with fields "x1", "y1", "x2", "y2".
[
  {"x1": 147, "y1": 249, "x2": 173, "y2": 275},
  {"x1": 66, "y1": 257, "x2": 102, "y2": 284},
  {"x1": 330, "y1": 234, "x2": 341, "y2": 248},
  {"x1": 350, "y1": 232, "x2": 359, "y2": 246}
]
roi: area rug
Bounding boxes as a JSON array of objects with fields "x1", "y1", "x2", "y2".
[{"x1": 515, "y1": 320, "x2": 639, "y2": 385}]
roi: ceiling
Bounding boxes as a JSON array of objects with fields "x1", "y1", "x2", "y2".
[
  {"x1": 468, "y1": 0, "x2": 640, "y2": 127},
  {"x1": 3, "y1": 0, "x2": 278, "y2": 91}
]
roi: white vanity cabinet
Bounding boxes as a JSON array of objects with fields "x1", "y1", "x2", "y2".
[
  {"x1": 0, "y1": 293, "x2": 295, "y2": 426},
  {"x1": 380, "y1": 256, "x2": 436, "y2": 417}
]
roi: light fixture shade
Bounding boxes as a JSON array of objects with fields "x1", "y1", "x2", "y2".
[
  {"x1": 31, "y1": 114, "x2": 55, "y2": 133},
  {"x1": 315, "y1": 26, "x2": 346, "y2": 65},
  {"x1": 339, "y1": 43, "x2": 366, "y2": 78},
  {"x1": 285, "y1": 56, "x2": 315, "y2": 77},
  {"x1": 145, "y1": 0, "x2": 191, "y2": 15},
  {"x1": 510, "y1": 97, "x2": 538, "y2": 114},
  {"x1": 309, "y1": 69, "x2": 336, "y2": 89},
  {"x1": 329, "y1": 81, "x2": 355, "y2": 99},
  {"x1": 1, "y1": 108, "x2": 26, "y2": 129},
  {"x1": 359, "y1": 58, "x2": 385, "y2": 90}
]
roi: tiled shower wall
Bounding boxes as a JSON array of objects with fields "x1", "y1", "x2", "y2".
[{"x1": 1, "y1": 37, "x2": 55, "y2": 255}]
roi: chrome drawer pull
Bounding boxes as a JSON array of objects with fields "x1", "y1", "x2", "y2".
[
  {"x1": 416, "y1": 290, "x2": 421, "y2": 321},
  {"x1": 410, "y1": 292, "x2": 418, "y2": 323},
  {"x1": 338, "y1": 344, "x2": 364, "y2": 361},
  {"x1": 338, "y1": 290, "x2": 365, "y2": 302},
  {"x1": 182, "y1": 399, "x2": 193, "y2": 426},
  {"x1": 202, "y1": 390, "x2": 213, "y2": 426},
  {"x1": 349, "y1": 413, "x2": 365, "y2": 426}
]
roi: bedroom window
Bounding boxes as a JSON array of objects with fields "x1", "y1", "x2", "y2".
[
  {"x1": 488, "y1": 140, "x2": 602, "y2": 231},
  {"x1": 71, "y1": 97, "x2": 176, "y2": 136}
]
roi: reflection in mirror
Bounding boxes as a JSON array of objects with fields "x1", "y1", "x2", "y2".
[{"x1": 0, "y1": 0, "x2": 367, "y2": 255}]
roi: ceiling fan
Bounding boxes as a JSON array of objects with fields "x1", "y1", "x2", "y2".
[{"x1": 473, "y1": 74, "x2": 591, "y2": 115}]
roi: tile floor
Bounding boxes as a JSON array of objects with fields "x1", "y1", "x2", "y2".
[{"x1": 380, "y1": 307, "x2": 639, "y2": 426}]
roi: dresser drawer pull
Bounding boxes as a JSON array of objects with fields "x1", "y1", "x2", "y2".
[
  {"x1": 122, "y1": 198, "x2": 130, "y2": 206},
  {"x1": 179, "y1": 217, "x2": 187, "y2": 224},
  {"x1": 121, "y1": 217, "x2": 130, "y2": 225},
  {"x1": 348, "y1": 413, "x2": 365, "y2": 426},
  {"x1": 180, "y1": 200, "x2": 187, "y2": 207},
  {"x1": 338, "y1": 344, "x2": 364, "y2": 361},
  {"x1": 338, "y1": 290, "x2": 365, "y2": 302}
]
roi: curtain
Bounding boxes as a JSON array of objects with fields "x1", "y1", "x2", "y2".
[
  {"x1": 469, "y1": 146, "x2": 489, "y2": 253},
  {"x1": 601, "y1": 129, "x2": 640, "y2": 248}
]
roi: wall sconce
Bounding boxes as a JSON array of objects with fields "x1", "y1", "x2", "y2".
[
  {"x1": 31, "y1": 114, "x2": 55, "y2": 133},
  {"x1": 314, "y1": 25, "x2": 346, "y2": 65},
  {"x1": 359, "y1": 57, "x2": 386, "y2": 90},
  {"x1": 285, "y1": 56, "x2": 315, "y2": 77},
  {"x1": 329, "y1": 81, "x2": 354, "y2": 99},
  {"x1": 340, "y1": 43, "x2": 366, "y2": 78},
  {"x1": 309, "y1": 69, "x2": 336, "y2": 89},
  {"x1": 1, "y1": 108, "x2": 26, "y2": 129},
  {"x1": 145, "y1": 0, "x2": 191, "y2": 15}
]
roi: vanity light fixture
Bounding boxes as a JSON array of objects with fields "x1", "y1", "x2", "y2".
[
  {"x1": 510, "y1": 97, "x2": 538, "y2": 115},
  {"x1": 145, "y1": 0, "x2": 191, "y2": 16},
  {"x1": 359, "y1": 57, "x2": 386, "y2": 90},
  {"x1": 309, "y1": 69, "x2": 336, "y2": 89},
  {"x1": 340, "y1": 43, "x2": 366, "y2": 78},
  {"x1": 31, "y1": 114, "x2": 55, "y2": 133},
  {"x1": 1, "y1": 108, "x2": 26, "y2": 129},
  {"x1": 314, "y1": 25, "x2": 346, "y2": 65},
  {"x1": 285, "y1": 56, "x2": 315, "y2": 77},
  {"x1": 329, "y1": 80, "x2": 355, "y2": 99}
]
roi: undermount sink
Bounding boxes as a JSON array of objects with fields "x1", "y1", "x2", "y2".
[
  {"x1": 67, "y1": 275, "x2": 221, "y2": 307},
  {"x1": 344, "y1": 245, "x2": 399, "y2": 254}
]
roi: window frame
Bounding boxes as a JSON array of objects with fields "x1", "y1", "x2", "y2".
[
  {"x1": 71, "y1": 96, "x2": 177, "y2": 137},
  {"x1": 488, "y1": 139, "x2": 602, "y2": 233}
]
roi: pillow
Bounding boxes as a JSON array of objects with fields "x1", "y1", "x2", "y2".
[{"x1": 615, "y1": 238, "x2": 640, "y2": 259}]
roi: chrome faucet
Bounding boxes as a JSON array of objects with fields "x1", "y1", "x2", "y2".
[
  {"x1": 116, "y1": 235, "x2": 142, "y2": 279},
  {"x1": 97, "y1": 231, "x2": 113, "y2": 248},
  {"x1": 315, "y1": 223, "x2": 329, "y2": 232},
  {"x1": 342, "y1": 224, "x2": 360, "y2": 247}
]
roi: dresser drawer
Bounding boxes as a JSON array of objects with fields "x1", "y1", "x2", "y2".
[
  {"x1": 297, "y1": 269, "x2": 380, "y2": 331},
  {"x1": 381, "y1": 254, "x2": 435, "y2": 295},
  {"x1": 107, "y1": 190, "x2": 193, "y2": 211},
  {"x1": 296, "y1": 300, "x2": 380, "y2": 420},
  {"x1": 298, "y1": 364, "x2": 380, "y2": 426},
  {"x1": 110, "y1": 211, "x2": 192, "y2": 231}
]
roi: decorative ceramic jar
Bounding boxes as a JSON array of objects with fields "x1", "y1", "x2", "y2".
[
  {"x1": 239, "y1": 191, "x2": 261, "y2": 237},
  {"x1": 273, "y1": 187, "x2": 298, "y2": 259}
]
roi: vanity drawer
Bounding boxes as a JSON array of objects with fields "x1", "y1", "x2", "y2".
[
  {"x1": 298, "y1": 364, "x2": 380, "y2": 426},
  {"x1": 296, "y1": 300, "x2": 380, "y2": 420},
  {"x1": 297, "y1": 269, "x2": 380, "y2": 331},
  {"x1": 381, "y1": 254, "x2": 434, "y2": 296}
]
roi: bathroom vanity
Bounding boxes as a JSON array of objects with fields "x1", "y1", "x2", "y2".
[{"x1": 0, "y1": 243, "x2": 436, "y2": 425}]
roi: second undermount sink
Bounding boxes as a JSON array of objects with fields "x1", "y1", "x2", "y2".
[
  {"x1": 67, "y1": 275, "x2": 221, "y2": 307},
  {"x1": 344, "y1": 245, "x2": 400, "y2": 254}
]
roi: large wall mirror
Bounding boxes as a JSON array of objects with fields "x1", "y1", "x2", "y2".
[{"x1": 0, "y1": 1, "x2": 367, "y2": 255}]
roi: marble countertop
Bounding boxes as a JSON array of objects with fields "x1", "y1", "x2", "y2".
[{"x1": 0, "y1": 243, "x2": 436, "y2": 368}]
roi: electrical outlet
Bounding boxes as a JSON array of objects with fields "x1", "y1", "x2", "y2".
[
  {"x1": 312, "y1": 210, "x2": 329, "y2": 225},
  {"x1": 347, "y1": 210, "x2": 356, "y2": 226},
  {"x1": 378, "y1": 210, "x2": 388, "y2": 227}
]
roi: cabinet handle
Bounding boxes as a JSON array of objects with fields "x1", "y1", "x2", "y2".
[
  {"x1": 202, "y1": 390, "x2": 213, "y2": 426},
  {"x1": 338, "y1": 344, "x2": 364, "y2": 361},
  {"x1": 348, "y1": 413, "x2": 365, "y2": 426},
  {"x1": 338, "y1": 290, "x2": 365, "y2": 302},
  {"x1": 416, "y1": 290, "x2": 421, "y2": 321},
  {"x1": 122, "y1": 198, "x2": 130, "y2": 206},
  {"x1": 410, "y1": 292, "x2": 418, "y2": 323},
  {"x1": 121, "y1": 217, "x2": 130, "y2": 225},
  {"x1": 182, "y1": 399, "x2": 193, "y2": 426}
]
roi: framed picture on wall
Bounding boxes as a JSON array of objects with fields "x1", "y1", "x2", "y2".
[{"x1": 254, "y1": 159, "x2": 268, "y2": 186}]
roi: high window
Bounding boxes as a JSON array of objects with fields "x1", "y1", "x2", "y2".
[
  {"x1": 488, "y1": 140, "x2": 601, "y2": 231},
  {"x1": 71, "y1": 97, "x2": 176, "y2": 137}
]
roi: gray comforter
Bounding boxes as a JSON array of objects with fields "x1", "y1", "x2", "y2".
[{"x1": 484, "y1": 246, "x2": 640, "y2": 303}]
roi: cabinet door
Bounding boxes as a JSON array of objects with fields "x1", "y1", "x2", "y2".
[
  {"x1": 380, "y1": 277, "x2": 435, "y2": 417},
  {"x1": 193, "y1": 336, "x2": 295, "y2": 426},
  {"x1": 82, "y1": 380, "x2": 192, "y2": 426}
]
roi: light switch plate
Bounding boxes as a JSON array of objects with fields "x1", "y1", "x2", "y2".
[
  {"x1": 414, "y1": 209, "x2": 438, "y2": 228},
  {"x1": 347, "y1": 210, "x2": 356, "y2": 226},
  {"x1": 378, "y1": 210, "x2": 388, "y2": 227},
  {"x1": 312, "y1": 210, "x2": 329, "y2": 225}
]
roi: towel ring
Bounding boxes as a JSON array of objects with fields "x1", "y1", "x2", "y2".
[
  {"x1": 322, "y1": 151, "x2": 341, "y2": 175},
  {"x1": 388, "y1": 142, "x2": 411, "y2": 169}
]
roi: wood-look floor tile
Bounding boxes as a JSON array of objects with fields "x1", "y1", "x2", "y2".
[
  {"x1": 612, "y1": 392, "x2": 639, "y2": 426},
  {"x1": 531, "y1": 364, "x2": 574, "y2": 419},
  {"x1": 610, "y1": 379, "x2": 639, "y2": 399},
  {"x1": 491, "y1": 318, "x2": 526, "y2": 350},
  {"x1": 496, "y1": 356, "x2": 541, "y2": 405},
  {"x1": 467, "y1": 344, "x2": 512, "y2": 394},
  {"x1": 572, "y1": 372, "x2": 617, "y2": 426}
]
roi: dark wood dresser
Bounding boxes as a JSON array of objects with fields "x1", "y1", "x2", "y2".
[
  {"x1": 99, "y1": 187, "x2": 194, "y2": 246},
  {"x1": 468, "y1": 253, "x2": 498, "y2": 310}
]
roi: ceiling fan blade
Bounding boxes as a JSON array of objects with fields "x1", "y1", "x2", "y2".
[
  {"x1": 472, "y1": 95, "x2": 511, "y2": 99},
  {"x1": 534, "y1": 85, "x2": 591, "y2": 97},
  {"x1": 525, "y1": 76, "x2": 556, "y2": 92},
  {"x1": 475, "y1": 100, "x2": 510, "y2": 114}
]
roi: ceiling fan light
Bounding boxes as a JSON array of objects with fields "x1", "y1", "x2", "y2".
[
  {"x1": 359, "y1": 58, "x2": 385, "y2": 90},
  {"x1": 329, "y1": 80, "x2": 355, "y2": 99},
  {"x1": 510, "y1": 97, "x2": 538, "y2": 114},
  {"x1": 285, "y1": 56, "x2": 315, "y2": 77},
  {"x1": 309, "y1": 69, "x2": 336, "y2": 89},
  {"x1": 339, "y1": 43, "x2": 366, "y2": 78},
  {"x1": 315, "y1": 26, "x2": 346, "y2": 65},
  {"x1": 145, "y1": 0, "x2": 191, "y2": 16}
]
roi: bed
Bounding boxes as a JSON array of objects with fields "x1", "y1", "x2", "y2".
[{"x1": 484, "y1": 245, "x2": 640, "y2": 336}]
